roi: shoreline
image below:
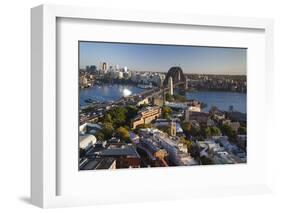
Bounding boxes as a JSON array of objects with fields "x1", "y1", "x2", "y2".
[
  {"x1": 81, "y1": 82, "x2": 246, "y2": 94},
  {"x1": 80, "y1": 84, "x2": 246, "y2": 113}
]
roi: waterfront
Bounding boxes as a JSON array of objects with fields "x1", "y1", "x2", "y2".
[
  {"x1": 187, "y1": 91, "x2": 246, "y2": 113},
  {"x1": 80, "y1": 84, "x2": 246, "y2": 113},
  {"x1": 80, "y1": 84, "x2": 145, "y2": 105}
]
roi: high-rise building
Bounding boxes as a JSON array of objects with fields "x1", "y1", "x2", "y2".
[
  {"x1": 168, "y1": 77, "x2": 173, "y2": 95},
  {"x1": 124, "y1": 66, "x2": 128, "y2": 72},
  {"x1": 102, "y1": 62, "x2": 107, "y2": 72}
]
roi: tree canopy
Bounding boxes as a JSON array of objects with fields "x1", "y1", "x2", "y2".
[
  {"x1": 116, "y1": 126, "x2": 130, "y2": 142},
  {"x1": 238, "y1": 126, "x2": 247, "y2": 135},
  {"x1": 204, "y1": 126, "x2": 221, "y2": 138},
  {"x1": 95, "y1": 131, "x2": 105, "y2": 141},
  {"x1": 162, "y1": 106, "x2": 172, "y2": 119},
  {"x1": 103, "y1": 106, "x2": 139, "y2": 128},
  {"x1": 165, "y1": 93, "x2": 174, "y2": 102},
  {"x1": 221, "y1": 124, "x2": 237, "y2": 141},
  {"x1": 165, "y1": 93, "x2": 186, "y2": 102},
  {"x1": 179, "y1": 137, "x2": 192, "y2": 151},
  {"x1": 173, "y1": 94, "x2": 186, "y2": 102},
  {"x1": 182, "y1": 121, "x2": 200, "y2": 137},
  {"x1": 101, "y1": 122, "x2": 114, "y2": 139}
]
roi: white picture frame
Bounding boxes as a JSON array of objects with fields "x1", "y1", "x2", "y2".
[{"x1": 31, "y1": 4, "x2": 274, "y2": 208}]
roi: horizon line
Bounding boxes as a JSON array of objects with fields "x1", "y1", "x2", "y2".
[{"x1": 79, "y1": 67, "x2": 246, "y2": 76}]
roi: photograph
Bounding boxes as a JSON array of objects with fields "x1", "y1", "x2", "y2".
[{"x1": 78, "y1": 41, "x2": 247, "y2": 170}]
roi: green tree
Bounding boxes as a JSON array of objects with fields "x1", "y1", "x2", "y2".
[
  {"x1": 203, "y1": 126, "x2": 221, "y2": 138},
  {"x1": 116, "y1": 126, "x2": 130, "y2": 142},
  {"x1": 162, "y1": 106, "x2": 172, "y2": 119},
  {"x1": 181, "y1": 121, "x2": 192, "y2": 133},
  {"x1": 179, "y1": 137, "x2": 192, "y2": 151},
  {"x1": 101, "y1": 122, "x2": 114, "y2": 139},
  {"x1": 210, "y1": 126, "x2": 221, "y2": 136},
  {"x1": 182, "y1": 121, "x2": 201, "y2": 137},
  {"x1": 138, "y1": 103, "x2": 148, "y2": 108},
  {"x1": 165, "y1": 93, "x2": 174, "y2": 102},
  {"x1": 126, "y1": 105, "x2": 139, "y2": 123},
  {"x1": 238, "y1": 126, "x2": 247, "y2": 135},
  {"x1": 104, "y1": 113, "x2": 112, "y2": 123},
  {"x1": 190, "y1": 126, "x2": 201, "y2": 137},
  {"x1": 107, "y1": 107, "x2": 128, "y2": 127},
  {"x1": 222, "y1": 124, "x2": 237, "y2": 141},
  {"x1": 95, "y1": 131, "x2": 105, "y2": 141},
  {"x1": 174, "y1": 94, "x2": 186, "y2": 102},
  {"x1": 204, "y1": 127, "x2": 212, "y2": 138}
]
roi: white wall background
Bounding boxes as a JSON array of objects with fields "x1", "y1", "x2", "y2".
[{"x1": 0, "y1": 0, "x2": 280, "y2": 212}]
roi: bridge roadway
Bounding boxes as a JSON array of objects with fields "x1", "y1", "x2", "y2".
[{"x1": 120, "y1": 81, "x2": 186, "y2": 102}]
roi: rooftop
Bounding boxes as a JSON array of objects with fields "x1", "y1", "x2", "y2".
[
  {"x1": 97, "y1": 145, "x2": 140, "y2": 158},
  {"x1": 80, "y1": 157, "x2": 116, "y2": 170},
  {"x1": 139, "y1": 106, "x2": 160, "y2": 113},
  {"x1": 79, "y1": 134, "x2": 97, "y2": 149}
]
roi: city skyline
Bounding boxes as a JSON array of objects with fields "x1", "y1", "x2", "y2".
[{"x1": 79, "y1": 41, "x2": 247, "y2": 75}]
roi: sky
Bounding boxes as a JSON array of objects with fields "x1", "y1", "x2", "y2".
[{"x1": 79, "y1": 41, "x2": 247, "y2": 75}]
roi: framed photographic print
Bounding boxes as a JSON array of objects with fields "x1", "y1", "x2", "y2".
[
  {"x1": 31, "y1": 4, "x2": 274, "y2": 208},
  {"x1": 78, "y1": 41, "x2": 247, "y2": 170}
]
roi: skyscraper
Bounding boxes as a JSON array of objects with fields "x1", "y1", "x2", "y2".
[{"x1": 102, "y1": 62, "x2": 107, "y2": 72}]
